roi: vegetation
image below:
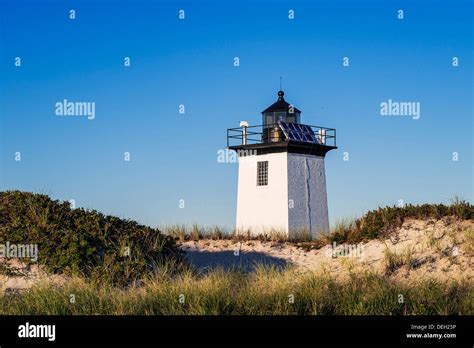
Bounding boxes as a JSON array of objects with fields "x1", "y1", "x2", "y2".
[
  {"x1": 383, "y1": 247, "x2": 416, "y2": 275},
  {"x1": 463, "y1": 226, "x2": 474, "y2": 255},
  {"x1": 0, "y1": 191, "x2": 472, "y2": 315},
  {"x1": 163, "y1": 224, "x2": 229, "y2": 242},
  {"x1": 0, "y1": 191, "x2": 183, "y2": 286},
  {"x1": 163, "y1": 199, "x2": 472, "y2": 247},
  {"x1": 326, "y1": 198, "x2": 472, "y2": 245},
  {"x1": 0, "y1": 267, "x2": 471, "y2": 315}
]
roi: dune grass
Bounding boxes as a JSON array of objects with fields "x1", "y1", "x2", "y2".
[
  {"x1": 1, "y1": 267, "x2": 472, "y2": 315},
  {"x1": 163, "y1": 224, "x2": 230, "y2": 242},
  {"x1": 1, "y1": 191, "x2": 472, "y2": 315},
  {"x1": 162, "y1": 198, "x2": 472, "y2": 245},
  {"x1": 329, "y1": 197, "x2": 473, "y2": 244},
  {"x1": 383, "y1": 247, "x2": 417, "y2": 276}
]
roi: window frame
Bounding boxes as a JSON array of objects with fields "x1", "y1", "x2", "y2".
[{"x1": 257, "y1": 161, "x2": 269, "y2": 186}]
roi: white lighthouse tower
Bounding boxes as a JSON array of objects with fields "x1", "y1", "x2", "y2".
[{"x1": 227, "y1": 90, "x2": 337, "y2": 240}]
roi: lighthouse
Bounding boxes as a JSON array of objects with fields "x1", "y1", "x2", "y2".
[{"x1": 227, "y1": 90, "x2": 337, "y2": 239}]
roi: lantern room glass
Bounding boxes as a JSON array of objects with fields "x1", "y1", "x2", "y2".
[{"x1": 262, "y1": 111, "x2": 300, "y2": 127}]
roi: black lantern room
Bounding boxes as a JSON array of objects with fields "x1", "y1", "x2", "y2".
[
  {"x1": 262, "y1": 90, "x2": 301, "y2": 126},
  {"x1": 261, "y1": 90, "x2": 301, "y2": 143}
]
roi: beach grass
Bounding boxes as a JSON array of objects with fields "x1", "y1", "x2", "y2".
[
  {"x1": 1, "y1": 191, "x2": 472, "y2": 315},
  {"x1": 1, "y1": 267, "x2": 472, "y2": 315}
]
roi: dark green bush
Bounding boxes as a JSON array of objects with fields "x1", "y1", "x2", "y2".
[
  {"x1": 0, "y1": 191, "x2": 184, "y2": 285},
  {"x1": 330, "y1": 199, "x2": 473, "y2": 244}
]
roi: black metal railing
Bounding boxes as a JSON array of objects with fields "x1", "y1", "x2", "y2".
[{"x1": 227, "y1": 123, "x2": 336, "y2": 147}]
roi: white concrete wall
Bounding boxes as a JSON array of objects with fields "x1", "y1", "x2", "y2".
[
  {"x1": 235, "y1": 152, "x2": 289, "y2": 235},
  {"x1": 235, "y1": 152, "x2": 329, "y2": 239},
  {"x1": 287, "y1": 153, "x2": 329, "y2": 238}
]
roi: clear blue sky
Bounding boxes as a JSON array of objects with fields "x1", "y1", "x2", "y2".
[{"x1": 0, "y1": 0, "x2": 472, "y2": 229}]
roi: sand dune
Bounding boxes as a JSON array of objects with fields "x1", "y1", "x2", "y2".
[
  {"x1": 179, "y1": 218, "x2": 473, "y2": 283},
  {"x1": 1, "y1": 218, "x2": 472, "y2": 293}
]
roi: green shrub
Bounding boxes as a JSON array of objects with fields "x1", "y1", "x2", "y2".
[
  {"x1": 329, "y1": 200, "x2": 473, "y2": 244},
  {"x1": 0, "y1": 191, "x2": 184, "y2": 285}
]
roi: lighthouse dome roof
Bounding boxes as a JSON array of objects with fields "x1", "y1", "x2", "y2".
[{"x1": 262, "y1": 90, "x2": 301, "y2": 114}]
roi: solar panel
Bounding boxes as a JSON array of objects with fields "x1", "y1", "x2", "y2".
[
  {"x1": 278, "y1": 120, "x2": 287, "y2": 131},
  {"x1": 290, "y1": 130, "x2": 303, "y2": 141},
  {"x1": 300, "y1": 124, "x2": 318, "y2": 143},
  {"x1": 289, "y1": 123, "x2": 299, "y2": 132},
  {"x1": 278, "y1": 121, "x2": 291, "y2": 139},
  {"x1": 278, "y1": 121, "x2": 321, "y2": 144}
]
